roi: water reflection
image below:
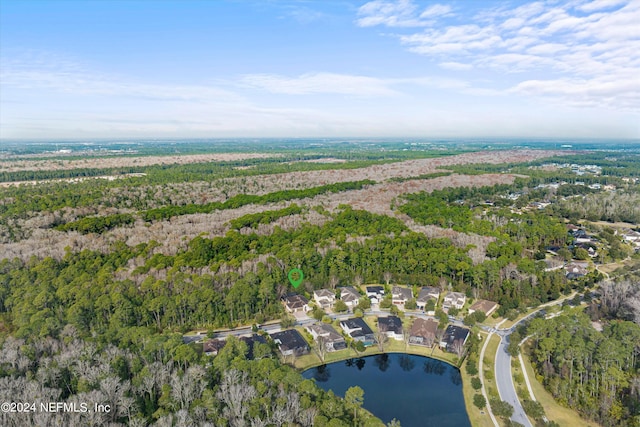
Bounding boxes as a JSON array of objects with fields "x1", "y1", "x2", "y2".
[
  {"x1": 313, "y1": 364, "x2": 330, "y2": 382},
  {"x1": 302, "y1": 353, "x2": 470, "y2": 427},
  {"x1": 450, "y1": 368, "x2": 462, "y2": 386},
  {"x1": 345, "y1": 358, "x2": 367, "y2": 370},
  {"x1": 398, "y1": 354, "x2": 415, "y2": 372},
  {"x1": 374, "y1": 354, "x2": 390, "y2": 372},
  {"x1": 423, "y1": 359, "x2": 446, "y2": 375}
]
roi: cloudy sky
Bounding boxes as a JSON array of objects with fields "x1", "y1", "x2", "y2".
[{"x1": 1, "y1": 0, "x2": 638, "y2": 140}]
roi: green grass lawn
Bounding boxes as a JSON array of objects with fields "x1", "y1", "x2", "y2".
[{"x1": 463, "y1": 331, "x2": 499, "y2": 427}]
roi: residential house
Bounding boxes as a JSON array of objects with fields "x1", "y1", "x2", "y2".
[
  {"x1": 340, "y1": 317, "x2": 375, "y2": 346},
  {"x1": 239, "y1": 334, "x2": 268, "y2": 360},
  {"x1": 365, "y1": 286, "x2": 385, "y2": 304},
  {"x1": 391, "y1": 286, "x2": 413, "y2": 305},
  {"x1": 340, "y1": 286, "x2": 361, "y2": 310},
  {"x1": 305, "y1": 323, "x2": 347, "y2": 352},
  {"x1": 468, "y1": 299, "x2": 499, "y2": 317},
  {"x1": 282, "y1": 294, "x2": 310, "y2": 314},
  {"x1": 442, "y1": 291, "x2": 466, "y2": 312},
  {"x1": 565, "y1": 262, "x2": 588, "y2": 279},
  {"x1": 203, "y1": 339, "x2": 226, "y2": 356},
  {"x1": 543, "y1": 258, "x2": 564, "y2": 272},
  {"x1": 313, "y1": 289, "x2": 336, "y2": 309},
  {"x1": 416, "y1": 286, "x2": 440, "y2": 310},
  {"x1": 378, "y1": 316, "x2": 404, "y2": 340},
  {"x1": 439, "y1": 325, "x2": 470, "y2": 353},
  {"x1": 622, "y1": 229, "x2": 640, "y2": 247},
  {"x1": 270, "y1": 329, "x2": 309, "y2": 357},
  {"x1": 408, "y1": 318, "x2": 439, "y2": 347}
]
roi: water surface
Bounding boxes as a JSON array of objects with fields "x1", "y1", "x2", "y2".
[{"x1": 303, "y1": 353, "x2": 470, "y2": 427}]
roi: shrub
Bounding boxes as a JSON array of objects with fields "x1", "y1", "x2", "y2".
[
  {"x1": 471, "y1": 377, "x2": 482, "y2": 390},
  {"x1": 473, "y1": 394, "x2": 486, "y2": 409},
  {"x1": 334, "y1": 300, "x2": 348, "y2": 313},
  {"x1": 466, "y1": 359, "x2": 478, "y2": 376},
  {"x1": 522, "y1": 400, "x2": 545, "y2": 420}
]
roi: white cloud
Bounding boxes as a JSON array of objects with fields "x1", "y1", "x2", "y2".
[
  {"x1": 438, "y1": 61, "x2": 473, "y2": 71},
  {"x1": 356, "y1": 0, "x2": 423, "y2": 27},
  {"x1": 356, "y1": 0, "x2": 452, "y2": 27},
  {"x1": 239, "y1": 72, "x2": 400, "y2": 96},
  {"x1": 577, "y1": 0, "x2": 629, "y2": 12},
  {"x1": 360, "y1": 0, "x2": 640, "y2": 111},
  {"x1": 419, "y1": 4, "x2": 453, "y2": 19}
]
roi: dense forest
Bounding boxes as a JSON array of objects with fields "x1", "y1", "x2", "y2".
[
  {"x1": 519, "y1": 310, "x2": 640, "y2": 426},
  {"x1": 0, "y1": 331, "x2": 369, "y2": 427},
  {"x1": 1, "y1": 146, "x2": 640, "y2": 426}
]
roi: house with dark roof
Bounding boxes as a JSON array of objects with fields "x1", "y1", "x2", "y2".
[
  {"x1": 340, "y1": 317, "x2": 375, "y2": 346},
  {"x1": 416, "y1": 287, "x2": 440, "y2": 310},
  {"x1": 378, "y1": 315, "x2": 404, "y2": 340},
  {"x1": 439, "y1": 325, "x2": 470, "y2": 353},
  {"x1": 340, "y1": 286, "x2": 361, "y2": 310},
  {"x1": 305, "y1": 323, "x2": 347, "y2": 352},
  {"x1": 391, "y1": 286, "x2": 413, "y2": 305},
  {"x1": 366, "y1": 286, "x2": 385, "y2": 304},
  {"x1": 203, "y1": 339, "x2": 227, "y2": 356},
  {"x1": 313, "y1": 289, "x2": 335, "y2": 309},
  {"x1": 282, "y1": 294, "x2": 310, "y2": 313},
  {"x1": 408, "y1": 318, "x2": 438, "y2": 347},
  {"x1": 270, "y1": 329, "x2": 309, "y2": 357},
  {"x1": 239, "y1": 334, "x2": 268, "y2": 360},
  {"x1": 468, "y1": 299, "x2": 499, "y2": 317}
]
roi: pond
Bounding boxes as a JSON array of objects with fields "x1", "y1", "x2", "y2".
[{"x1": 302, "y1": 353, "x2": 471, "y2": 427}]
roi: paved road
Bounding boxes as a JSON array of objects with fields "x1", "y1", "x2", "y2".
[
  {"x1": 495, "y1": 329, "x2": 532, "y2": 427},
  {"x1": 493, "y1": 293, "x2": 576, "y2": 427}
]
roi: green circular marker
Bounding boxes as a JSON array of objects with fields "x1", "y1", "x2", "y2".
[{"x1": 288, "y1": 268, "x2": 304, "y2": 288}]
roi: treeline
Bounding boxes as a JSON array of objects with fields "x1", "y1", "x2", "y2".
[
  {"x1": 549, "y1": 191, "x2": 640, "y2": 224},
  {"x1": 522, "y1": 311, "x2": 640, "y2": 426},
  {"x1": 399, "y1": 184, "x2": 568, "y2": 247},
  {"x1": 140, "y1": 180, "x2": 375, "y2": 222},
  {"x1": 0, "y1": 166, "x2": 145, "y2": 183},
  {"x1": 229, "y1": 204, "x2": 303, "y2": 229},
  {"x1": 1, "y1": 207, "x2": 580, "y2": 338},
  {"x1": 386, "y1": 171, "x2": 452, "y2": 183},
  {"x1": 55, "y1": 213, "x2": 135, "y2": 234},
  {"x1": 0, "y1": 332, "x2": 369, "y2": 426}
]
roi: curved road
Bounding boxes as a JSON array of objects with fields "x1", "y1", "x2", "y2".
[
  {"x1": 495, "y1": 328, "x2": 532, "y2": 427},
  {"x1": 493, "y1": 293, "x2": 576, "y2": 427}
]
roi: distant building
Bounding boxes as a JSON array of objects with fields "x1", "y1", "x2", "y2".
[
  {"x1": 565, "y1": 263, "x2": 588, "y2": 279},
  {"x1": 340, "y1": 317, "x2": 375, "y2": 346},
  {"x1": 391, "y1": 286, "x2": 412, "y2": 305},
  {"x1": 378, "y1": 316, "x2": 404, "y2": 340},
  {"x1": 439, "y1": 325, "x2": 470, "y2": 353},
  {"x1": 366, "y1": 286, "x2": 385, "y2": 304},
  {"x1": 306, "y1": 323, "x2": 346, "y2": 352},
  {"x1": 416, "y1": 287, "x2": 440, "y2": 310},
  {"x1": 340, "y1": 286, "x2": 361, "y2": 310},
  {"x1": 203, "y1": 339, "x2": 226, "y2": 356},
  {"x1": 468, "y1": 299, "x2": 499, "y2": 317},
  {"x1": 443, "y1": 291, "x2": 466, "y2": 312},
  {"x1": 270, "y1": 329, "x2": 309, "y2": 357},
  {"x1": 313, "y1": 289, "x2": 335, "y2": 308},
  {"x1": 239, "y1": 334, "x2": 268, "y2": 360},
  {"x1": 282, "y1": 294, "x2": 310, "y2": 313},
  {"x1": 408, "y1": 318, "x2": 439, "y2": 347}
]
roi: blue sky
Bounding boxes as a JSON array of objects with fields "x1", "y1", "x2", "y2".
[{"x1": 1, "y1": 0, "x2": 638, "y2": 140}]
